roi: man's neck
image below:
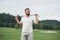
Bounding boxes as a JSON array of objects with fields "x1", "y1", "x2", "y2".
[{"x1": 26, "y1": 15, "x2": 30, "y2": 17}]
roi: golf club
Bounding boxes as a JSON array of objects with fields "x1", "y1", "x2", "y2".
[{"x1": 19, "y1": 14, "x2": 40, "y2": 17}]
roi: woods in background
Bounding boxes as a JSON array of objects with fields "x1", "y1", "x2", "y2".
[{"x1": 0, "y1": 13, "x2": 60, "y2": 30}]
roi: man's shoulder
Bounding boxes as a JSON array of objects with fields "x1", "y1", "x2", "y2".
[{"x1": 21, "y1": 17, "x2": 26, "y2": 19}]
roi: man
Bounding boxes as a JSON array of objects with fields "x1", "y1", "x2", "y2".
[{"x1": 15, "y1": 8, "x2": 39, "y2": 40}]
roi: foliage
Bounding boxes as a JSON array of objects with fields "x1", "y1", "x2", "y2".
[{"x1": 0, "y1": 13, "x2": 60, "y2": 30}]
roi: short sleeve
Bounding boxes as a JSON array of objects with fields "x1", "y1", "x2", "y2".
[{"x1": 32, "y1": 17, "x2": 36, "y2": 23}]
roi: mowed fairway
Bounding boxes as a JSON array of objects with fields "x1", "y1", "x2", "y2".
[{"x1": 0, "y1": 27, "x2": 60, "y2": 40}]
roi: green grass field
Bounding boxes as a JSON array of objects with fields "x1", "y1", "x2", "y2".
[{"x1": 0, "y1": 27, "x2": 60, "y2": 40}]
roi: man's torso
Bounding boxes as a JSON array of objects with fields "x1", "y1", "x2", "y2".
[{"x1": 21, "y1": 16, "x2": 33, "y2": 33}]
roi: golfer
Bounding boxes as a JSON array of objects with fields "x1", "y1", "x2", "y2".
[{"x1": 15, "y1": 8, "x2": 39, "y2": 40}]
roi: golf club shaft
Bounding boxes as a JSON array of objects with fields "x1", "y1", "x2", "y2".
[{"x1": 20, "y1": 15, "x2": 40, "y2": 17}]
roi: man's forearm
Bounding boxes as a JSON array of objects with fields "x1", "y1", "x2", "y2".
[
  {"x1": 35, "y1": 16, "x2": 39, "y2": 24},
  {"x1": 16, "y1": 19, "x2": 21, "y2": 26}
]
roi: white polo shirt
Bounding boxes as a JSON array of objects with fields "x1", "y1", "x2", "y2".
[{"x1": 21, "y1": 16, "x2": 35, "y2": 33}]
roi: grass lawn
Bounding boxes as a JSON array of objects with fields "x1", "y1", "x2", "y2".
[{"x1": 0, "y1": 27, "x2": 60, "y2": 40}]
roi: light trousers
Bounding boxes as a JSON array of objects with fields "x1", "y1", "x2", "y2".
[{"x1": 21, "y1": 32, "x2": 33, "y2": 40}]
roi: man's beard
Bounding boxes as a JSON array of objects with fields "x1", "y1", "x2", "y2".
[{"x1": 26, "y1": 13, "x2": 30, "y2": 16}]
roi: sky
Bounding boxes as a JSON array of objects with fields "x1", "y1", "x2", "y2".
[{"x1": 0, "y1": 0, "x2": 60, "y2": 21}]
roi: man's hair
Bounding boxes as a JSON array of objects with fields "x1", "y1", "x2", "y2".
[{"x1": 25, "y1": 8, "x2": 30, "y2": 11}]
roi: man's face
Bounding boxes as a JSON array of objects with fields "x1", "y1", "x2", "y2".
[{"x1": 25, "y1": 10, "x2": 30, "y2": 16}]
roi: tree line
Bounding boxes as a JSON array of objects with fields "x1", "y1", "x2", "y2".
[{"x1": 0, "y1": 13, "x2": 60, "y2": 30}]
